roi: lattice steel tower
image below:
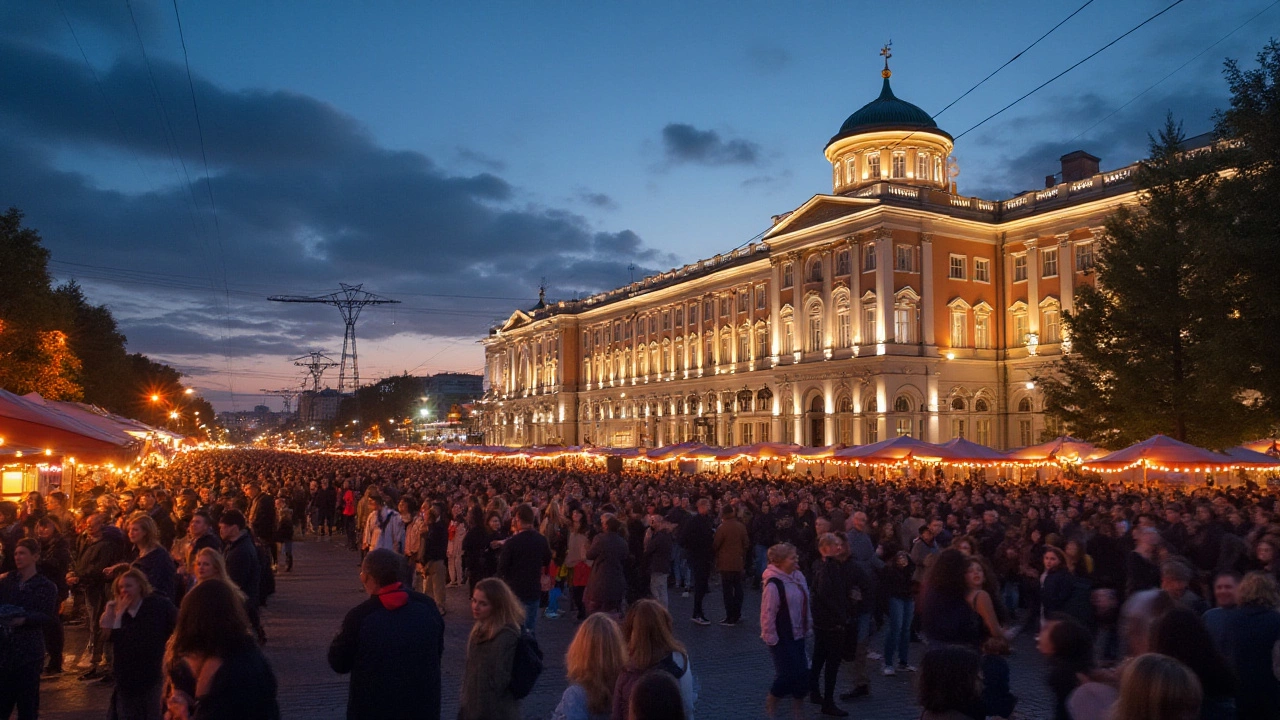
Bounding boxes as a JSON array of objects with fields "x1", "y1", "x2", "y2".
[
  {"x1": 268, "y1": 284, "x2": 399, "y2": 392},
  {"x1": 293, "y1": 351, "x2": 340, "y2": 392}
]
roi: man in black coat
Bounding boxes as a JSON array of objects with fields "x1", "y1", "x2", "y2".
[
  {"x1": 417, "y1": 504, "x2": 449, "y2": 614},
  {"x1": 680, "y1": 498, "x2": 715, "y2": 625},
  {"x1": 329, "y1": 548, "x2": 445, "y2": 720},
  {"x1": 68, "y1": 513, "x2": 126, "y2": 678},
  {"x1": 246, "y1": 484, "x2": 277, "y2": 563},
  {"x1": 498, "y1": 504, "x2": 552, "y2": 632},
  {"x1": 218, "y1": 509, "x2": 265, "y2": 642}
]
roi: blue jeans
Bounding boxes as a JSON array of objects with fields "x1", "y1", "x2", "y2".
[
  {"x1": 671, "y1": 545, "x2": 691, "y2": 588},
  {"x1": 753, "y1": 544, "x2": 769, "y2": 580},
  {"x1": 522, "y1": 599, "x2": 539, "y2": 633},
  {"x1": 884, "y1": 596, "x2": 915, "y2": 667},
  {"x1": 1001, "y1": 580, "x2": 1020, "y2": 617}
]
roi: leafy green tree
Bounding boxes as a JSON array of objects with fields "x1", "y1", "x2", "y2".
[
  {"x1": 1040, "y1": 118, "x2": 1269, "y2": 448},
  {"x1": 54, "y1": 281, "x2": 132, "y2": 411},
  {"x1": 1213, "y1": 40, "x2": 1280, "y2": 422}
]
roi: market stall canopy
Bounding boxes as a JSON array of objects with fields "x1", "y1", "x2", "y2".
[
  {"x1": 1239, "y1": 438, "x2": 1280, "y2": 457},
  {"x1": 1222, "y1": 446, "x2": 1280, "y2": 468},
  {"x1": 793, "y1": 445, "x2": 839, "y2": 459},
  {"x1": 0, "y1": 389, "x2": 144, "y2": 463},
  {"x1": 1082, "y1": 435, "x2": 1234, "y2": 472},
  {"x1": 939, "y1": 437, "x2": 1010, "y2": 463},
  {"x1": 1004, "y1": 436, "x2": 1106, "y2": 464},
  {"x1": 645, "y1": 442, "x2": 709, "y2": 461},
  {"x1": 833, "y1": 436, "x2": 962, "y2": 463}
]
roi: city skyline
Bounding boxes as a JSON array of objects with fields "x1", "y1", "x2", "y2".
[{"x1": 2, "y1": 0, "x2": 1274, "y2": 410}]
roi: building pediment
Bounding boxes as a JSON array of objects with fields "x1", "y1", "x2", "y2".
[
  {"x1": 498, "y1": 309, "x2": 535, "y2": 333},
  {"x1": 764, "y1": 195, "x2": 878, "y2": 239}
]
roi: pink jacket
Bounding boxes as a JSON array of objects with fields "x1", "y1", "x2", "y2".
[{"x1": 760, "y1": 565, "x2": 812, "y2": 645}]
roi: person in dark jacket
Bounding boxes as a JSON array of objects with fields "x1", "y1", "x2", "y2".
[
  {"x1": 679, "y1": 499, "x2": 715, "y2": 625},
  {"x1": 0, "y1": 539, "x2": 59, "y2": 720},
  {"x1": 69, "y1": 513, "x2": 127, "y2": 679},
  {"x1": 329, "y1": 549, "x2": 445, "y2": 720},
  {"x1": 644, "y1": 517, "x2": 676, "y2": 608},
  {"x1": 585, "y1": 516, "x2": 630, "y2": 616},
  {"x1": 165, "y1": 578, "x2": 280, "y2": 720},
  {"x1": 218, "y1": 509, "x2": 264, "y2": 643},
  {"x1": 0, "y1": 501, "x2": 24, "y2": 576},
  {"x1": 497, "y1": 504, "x2": 552, "y2": 632},
  {"x1": 809, "y1": 533, "x2": 851, "y2": 717},
  {"x1": 102, "y1": 568, "x2": 177, "y2": 720},
  {"x1": 418, "y1": 504, "x2": 449, "y2": 613},
  {"x1": 1037, "y1": 547, "x2": 1074, "y2": 630},
  {"x1": 107, "y1": 514, "x2": 177, "y2": 603},
  {"x1": 1221, "y1": 572, "x2": 1280, "y2": 720},
  {"x1": 34, "y1": 517, "x2": 71, "y2": 675},
  {"x1": 749, "y1": 501, "x2": 777, "y2": 589},
  {"x1": 246, "y1": 484, "x2": 277, "y2": 564}
]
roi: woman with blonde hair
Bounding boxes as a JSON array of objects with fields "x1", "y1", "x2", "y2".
[
  {"x1": 107, "y1": 513, "x2": 176, "y2": 601},
  {"x1": 102, "y1": 567, "x2": 177, "y2": 719},
  {"x1": 1112, "y1": 653, "x2": 1202, "y2": 720},
  {"x1": 191, "y1": 547, "x2": 231, "y2": 586},
  {"x1": 760, "y1": 542, "x2": 811, "y2": 719},
  {"x1": 551, "y1": 613, "x2": 625, "y2": 720},
  {"x1": 613, "y1": 599, "x2": 697, "y2": 720},
  {"x1": 458, "y1": 577, "x2": 524, "y2": 720}
]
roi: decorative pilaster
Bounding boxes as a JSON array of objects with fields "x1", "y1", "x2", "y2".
[
  {"x1": 921, "y1": 233, "x2": 935, "y2": 347},
  {"x1": 875, "y1": 229, "x2": 893, "y2": 345}
]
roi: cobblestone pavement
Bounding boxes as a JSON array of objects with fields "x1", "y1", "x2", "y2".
[{"x1": 45, "y1": 537, "x2": 1055, "y2": 719}]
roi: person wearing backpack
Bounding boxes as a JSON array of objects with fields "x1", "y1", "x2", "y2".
[
  {"x1": 760, "y1": 542, "x2": 812, "y2": 720},
  {"x1": 458, "y1": 577, "x2": 525, "y2": 720},
  {"x1": 612, "y1": 599, "x2": 697, "y2": 720},
  {"x1": 328, "y1": 548, "x2": 444, "y2": 720}
]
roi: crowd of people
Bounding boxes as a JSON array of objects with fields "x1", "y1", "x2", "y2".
[{"x1": 1, "y1": 447, "x2": 1278, "y2": 719}]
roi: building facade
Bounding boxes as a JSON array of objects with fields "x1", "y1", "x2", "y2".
[{"x1": 480, "y1": 62, "x2": 1170, "y2": 450}]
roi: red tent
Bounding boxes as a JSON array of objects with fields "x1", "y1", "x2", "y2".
[{"x1": 0, "y1": 389, "x2": 138, "y2": 464}]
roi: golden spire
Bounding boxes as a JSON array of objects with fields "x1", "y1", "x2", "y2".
[{"x1": 880, "y1": 41, "x2": 893, "y2": 79}]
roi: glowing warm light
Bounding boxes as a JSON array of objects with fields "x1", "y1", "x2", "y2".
[
  {"x1": 44, "y1": 449, "x2": 51, "y2": 456},
  {"x1": 184, "y1": 388, "x2": 195, "y2": 395},
  {"x1": 419, "y1": 408, "x2": 429, "y2": 417},
  {"x1": 945, "y1": 351, "x2": 955, "y2": 360},
  {"x1": 1024, "y1": 381, "x2": 1035, "y2": 390},
  {"x1": 150, "y1": 394, "x2": 160, "y2": 402},
  {"x1": 169, "y1": 411, "x2": 180, "y2": 419}
]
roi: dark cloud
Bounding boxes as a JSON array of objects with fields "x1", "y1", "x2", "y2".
[
  {"x1": 576, "y1": 191, "x2": 618, "y2": 210},
  {"x1": 745, "y1": 43, "x2": 791, "y2": 74},
  {"x1": 742, "y1": 170, "x2": 793, "y2": 190},
  {"x1": 0, "y1": 35, "x2": 678, "y2": 387},
  {"x1": 661, "y1": 123, "x2": 761, "y2": 166},
  {"x1": 453, "y1": 147, "x2": 506, "y2": 172},
  {"x1": 961, "y1": 87, "x2": 1227, "y2": 199}
]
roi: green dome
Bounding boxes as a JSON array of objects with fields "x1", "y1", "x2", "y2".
[{"x1": 827, "y1": 77, "x2": 948, "y2": 147}]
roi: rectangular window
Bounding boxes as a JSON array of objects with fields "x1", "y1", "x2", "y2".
[
  {"x1": 1013, "y1": 255, "x2": 1027, "y2": 282},
  {"x1": 756, "y1": 285, "x2": 766, "y2": 309},
  {"x1": 740, "y1": 423, "x2": 753, "y2": 445},
  {"x1": 975, "y1": 419, "x2": 991, "y2": 447},
  {"x1": 894, "y1": 306, "x2": 914, "y2": 343},
  {"x1": 862, "y1": 306, "x2": 876, "y2": 344},
  {"x1": 1076, "y1": 242, "x2": 1095, "y2": 272},
  {"x1": 674, "y1": 308, "x2": 683, "y2": 327},
  {"x1": 1043, "y1": 309, "x2": 1061, "y2": 343},
  {"x1": 895, "y1": 418, "x2": 913, "y2": 437},
  {"x1": 756, "y1": 329, "x2": 768, "y2": 359},
  {"x1": 974, "y1": 258, "x2": 990, "y2": 283},
  {"x1": 974, "y1": 314, "x2": 990, "y2": 349},
  {"x1": 758, "y1": 422, "x2": 770, "y2": 443},
  {"x1": 836, "y1": 250, "x2": 851, "y2": 275},
  {"x1": 782, "y1": 263, "x2": 794, "y2": 288},
  {"x1": 1019, "y1": 418, "x2": 1034, "y2": 447},
  {"x1": 915, "y1": 152, "x2": 930, "y2": 180},
  {"x1": 863, "y1": 245, "x2": 877, "y2": 272},
  {"x1": 952, "y1": 419, "x2": 966, "y2": 440},
  {"x1": 595, "y1": 330, "x2": 602, "y2": 345},
  {"x1": 949, "y1": 254, "x2": 966, "y2": 280},
  {"x1": 891, "y1": 152, "x2": 906, "y2": 179},
  {"x1": 662, "y1": 312, "x2": 671, "y2": 330},
  {"x1": 895, "y1": 245, "x2": 916, "y2": 272},
  {"x1": 703, "y1": 300, "x2": 713, "y2": 321},
  {"x1": 783, "y1": 321, "x2": 794, "y2": 354},
  {"x1": 864, "y1": 418, "x2": 879, "y2": 444},
  {"x1": 866, "y1": 153, "x2": 881, "y2": 179},
  {"x1": 688, "y1": 305, "x2": 697, "y2": 325},
  {"x1": 737, "y1": 292, "x2": 748, "y2": 313},
  {"x1": 1042, "y1": 248, "x2": 1059, "y2": 278},
  {"x1": 738, "y1": 332, "x2": 749, "y2": 362},
  {"x1": 838, "y1": 312, "x2": 851, "y2": 348},
  {"x1": 808, "y1": 316, "x2": 822, "y2": 353},
  {"x1": 951, "y1": 310, "x2": 967, "y2": 348},
  {"x1": 720, "y1": 297, "x2": 729, "y2": 316},
  {"x1": 1013, "y1": 313, "x2": 1028, "y2": 346}
]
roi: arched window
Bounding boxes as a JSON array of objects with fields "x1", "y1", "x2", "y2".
[
  {"x1": 738, "y1": 389, "x2": 753, "y2": 413},
  {"x1": 836, "y1": 250, "x2": 851, "y2": 276},
  {"x1": 719, "y1": 331, "x2": 731, "y2": 365},
  {"x1": 845, "y1": 156, "x2": 857, "y2": 185},
  {"x1": 704, "y1": 335, "x2": 714, "y2": 368},
  {"x1": 867, "y1": 152, "x2": 881, "y2": 179},
  {"x1": 833, "y1": 162, "x2": 841, "y2": 188},
  {"x1": 1018, "y1": 397, "x2": 1032, "y2": 413},
  {"x1": 894, "y1": 395, "x2": 913, "y2": 413},
  {"x1": 781, "y1": 307, "x2": 795, "y2": 354},
  {"x1": 916, "y1": 151, "x2": 930, "y2": 181},
  {"x1": 975, "y1": 398, "x2": 990, "y2": 413},
  {"x1": 809, "y1": 396, "x2": 824, "y2": 413},
  {"x1": 951, "y1": 397, "x2": 966, "y2": 411},
  {"x1": 806, "y1": 301, "x2": 823, "y2": 353},
  {"x1": 807, "y1": 257, "x2": 823, "y2": 283}
]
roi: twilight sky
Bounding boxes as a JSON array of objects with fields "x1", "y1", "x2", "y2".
[{"x1": 2, "y1": 0, "x2": 1274, "y2": 411}]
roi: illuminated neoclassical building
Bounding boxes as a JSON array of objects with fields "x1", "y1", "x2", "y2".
[{"x1": 480, "y1": 56, "x2": 1155, "y2": 450}]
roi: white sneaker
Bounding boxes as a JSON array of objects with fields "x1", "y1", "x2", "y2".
[
  {"x1": 897, "y1": 664, "x2": 917, "y2": 673},
  {"x1": 867, "y1": 651, "x2": 883, "y2": 661},
  {"x1": 881, "y1": 666, "x2": 896, "y2": 676}
]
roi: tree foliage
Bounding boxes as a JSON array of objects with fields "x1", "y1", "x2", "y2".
[
  {"x1": 0, "y1": 208, "x2": 216, "y2": 435},
  {"x1": 1040, "y1": 117, "x2": 1271, "y2": 448}
]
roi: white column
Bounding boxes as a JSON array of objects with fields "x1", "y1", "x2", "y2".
[
  {"x1": 1026, "y1": 243, "x2": 1040, "y2": 334},
  {"x1": 851, "y1": 239, "x2": 863, "y2": 345},
  {"x1": 1057, "y1": 235, "x2": 1074, "y2": 314},
  {"x1": 875, "y1": 230, "x2": 892, "y2": 344},
  {"x1": 769, "y1": 260, "x2": 782, "y2": 357},
  {"x1": 921, "y1": 233, "x2": 935, "y2": 347},
  {"x1": 821, "y1": 249, "x2": 834, "y2": 351}
]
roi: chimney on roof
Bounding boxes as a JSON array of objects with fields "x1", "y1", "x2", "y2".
[
  {"x1": 1060, "y1": 150, "x2": 1100, "y2": 183},
  {"x1": 1045, "y1": 174, "x2": 1057, "y2": 189}
]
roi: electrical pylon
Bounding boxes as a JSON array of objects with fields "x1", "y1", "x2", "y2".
[
  {"x1": 268, "y1": 284, "x2": 400, "y2": 392},
  {"x1": 293, "y1": 351, "x2": 339, "y2": 393}
]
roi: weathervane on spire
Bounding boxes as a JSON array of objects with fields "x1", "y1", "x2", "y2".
[{"x1": 880, "y1": 40, "x2": 893, "y2": 78}]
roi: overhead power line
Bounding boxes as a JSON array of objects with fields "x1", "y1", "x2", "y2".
[{"x1": 953, "y1": 0, "x2": 1190, "y2": 141}]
